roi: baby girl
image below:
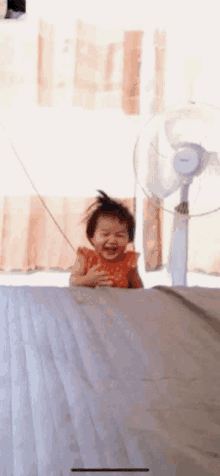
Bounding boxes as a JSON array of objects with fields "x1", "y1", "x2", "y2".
[{"x1": 69, "y1": 190, "x2": 143, "y2": 289}]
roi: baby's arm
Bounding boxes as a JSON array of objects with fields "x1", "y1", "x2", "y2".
[
  {"x1": 69, "y1": 253, "x2": 87, "y2": 288},
  {"x1": 128, "y1": 267, "x2": 144, "y2": 289},
  {"x1": 70, "y1": 254, "x2": 114, "y2": 288}
]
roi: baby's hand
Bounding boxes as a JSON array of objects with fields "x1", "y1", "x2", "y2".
[
  {"x1": 97, "y1": 277, "x2": 114, "y2": 287},
  {"x1": 83, "y1": 265, "x2": 114, "y2": 287}
]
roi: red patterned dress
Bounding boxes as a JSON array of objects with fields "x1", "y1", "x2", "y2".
[{"x1": 72, "y1": 246, "x2": 140, "y2": 288}]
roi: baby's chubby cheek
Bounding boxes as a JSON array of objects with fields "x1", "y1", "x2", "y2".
[{"x1": 94, "y1": 243, "x2": 103, "y2": 253}]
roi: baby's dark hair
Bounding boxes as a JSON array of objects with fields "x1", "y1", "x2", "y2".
[{"x1": 83, "y1": 190, "x2": 135, "y2": 245}]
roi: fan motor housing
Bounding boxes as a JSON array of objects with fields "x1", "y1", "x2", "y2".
[{"x1": 173, "y1": 144, "x2": 201, "y2": 177}]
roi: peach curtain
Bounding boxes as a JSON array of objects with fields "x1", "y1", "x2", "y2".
[
  {"x1": 142, "y1": 29, "x2": 166, "y2": 270},
  {"x1": 143, "y1": 197, "x2": 163, "y2": 270},
  {"x1": 38, "y1": 18, "x2": 143, "y2": 112},
  {"x1": 0, "y1": 196, "x2": 137, "y2": 273},
  {"x1": 0, "y1": 25, "x2": 165, "y2": 274},
  {"x1": 0, "y1": 0, "x2": 7, "y2": 19}
]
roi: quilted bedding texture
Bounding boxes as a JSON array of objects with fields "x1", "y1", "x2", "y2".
[{"x1": 0, "y1": 284, "x2": 220, "y2": 476}]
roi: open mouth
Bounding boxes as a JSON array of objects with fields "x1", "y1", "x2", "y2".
[{"x1": 103, "y1": 247, "x2": 118, "y2": 256}]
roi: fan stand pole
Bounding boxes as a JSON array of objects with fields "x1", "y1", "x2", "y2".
[
  {"x1": 169, "y1": 214, "x2": 188, "y2": 287},
  {"x1": 168, "y1": 182, "x2": 190, "y2": 287},
  {"x1": 169, "y1": 143, "x2": 204, "y2": 287}
]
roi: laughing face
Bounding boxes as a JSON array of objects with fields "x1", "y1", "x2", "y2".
[{"x1": 91, "y1": 216, "x2": 130, "y2": 262}]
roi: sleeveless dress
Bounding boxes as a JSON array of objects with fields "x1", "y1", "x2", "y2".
[{"x1": 72, "y1": 246, "x2": 139, "y2": 288}]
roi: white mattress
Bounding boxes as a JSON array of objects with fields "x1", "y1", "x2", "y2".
[{"x1": 0, "y1": 285, "x2": 220, "y2": 476}]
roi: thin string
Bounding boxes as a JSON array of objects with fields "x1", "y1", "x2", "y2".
[
  {"x1": 1, "y1": 100, "x2": 219, "y2": 261},
  {"x1": 0, "y1": 118, "x2": 136, "y2": 254},
  {"x1": 133, "y1": 101, "x2": 220, "y2": 218},
  {"x1": 0, "y1": 118, "x2": 76, "y2": 254}
]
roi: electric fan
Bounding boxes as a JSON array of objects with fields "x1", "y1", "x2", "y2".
[{"x1": 133, "y1": 102, "x2": 220, "y2": 287}]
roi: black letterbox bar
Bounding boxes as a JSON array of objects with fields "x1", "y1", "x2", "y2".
[{"x1": 71, "y1": 469, "x2": 150, "y2": 472}]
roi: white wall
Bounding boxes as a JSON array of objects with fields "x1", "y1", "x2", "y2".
[
  {"x1": 0, "y1": 1, "x2": 38, "y2": 105},
  {"x1": 0, "y1": 109, "x2": 140, "y2": 199}
]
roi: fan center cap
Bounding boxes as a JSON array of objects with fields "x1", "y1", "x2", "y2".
[{"x1": 174, "y1": 146, "x2": 199, "y2": 176}]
